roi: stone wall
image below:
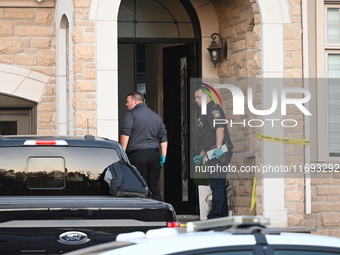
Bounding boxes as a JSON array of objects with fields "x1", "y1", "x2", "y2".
[
  {"x1": 212, "y1": 0, "x2": 261, "y2": 216},
  {"x1": 285, "y1": 173, "x2": 340, "y2": 237},
  {"x1": 0, "y1": 7, "x2": 56, "y2": 134},
  {"x1": 0, "y1": 0, "x2": 98, "y2": 136},
  {"x1": 282, "y1": 0, "x2": 310, "y2": 231},
  {"x1": 72, "y1": 0, "x2": 97, "y2": 136},
  {"x1": 312, "y1": 175, "x2": 340, "y2": 237},
  {"x1": 282, "y1": 0, "x2": 340, "y2": 236}
]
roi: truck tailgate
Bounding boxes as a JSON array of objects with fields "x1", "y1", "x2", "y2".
[{"x1": 0, "y1": 196, "x2": 178, "y2": 254}]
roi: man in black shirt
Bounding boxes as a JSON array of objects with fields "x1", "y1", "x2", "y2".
[
  {"x1": 120, "y1": 91, "x2": 168, "y2": 201},
  {"x1": 193, "y1": 87, "x2": 233, "y2": 219}
]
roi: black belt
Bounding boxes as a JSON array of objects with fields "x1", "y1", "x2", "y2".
[{"x1": 127, "y1": 148, "x2": 159, "y2": 154}]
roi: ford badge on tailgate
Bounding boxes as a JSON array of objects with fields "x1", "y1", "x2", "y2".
[{"x1": 58, "y1": 231, "x2": 89, "y2": 245}]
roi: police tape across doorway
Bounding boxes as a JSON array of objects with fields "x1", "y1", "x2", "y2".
[{"x1": 255, "y1": 134, "x2": 310, "y2": 146}]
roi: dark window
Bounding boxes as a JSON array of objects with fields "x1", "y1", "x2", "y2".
[
  {"x1": 118, "y1": 0, "x2": 194, "y2": 38},
  {"x1": 27, "y1": 157, "x2": 66, "y2": 189},
  {"x1": 0, "y1": 147, "x2": 120, "y2": 195},
  {"x1": 0, "y1": 121, "x2": 17, "y2": 135}
]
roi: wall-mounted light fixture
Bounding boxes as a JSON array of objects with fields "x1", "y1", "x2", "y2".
[{"x1": 207, "y1": 33, "x2": 227, "y2": 68}]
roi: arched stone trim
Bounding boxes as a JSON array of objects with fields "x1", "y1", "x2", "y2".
[
  {"x1": 0, "y1": 64, "x2": 49, "y2": 102},
  {"x1": 190, "y1": 0, "x2": 291, "y2": 227},
  {"x1": 190, "y1": 0, "x2": 219, "y2": 77},
  {"x1": 89, "y1": 0, "x2": 291, "y2": 227},
  {"x1": 257, "y1": 0, "x2": 290, "y2": 75},
  {"x1": 257, "y1": 0, "x2": 290, "y2": 24},
  {"x1": 55, "y1": 0, "x2": 74, "y2": 135},
  {"x1": 89, "y1": 0, "x2": 120, "y2": 140},
  {"x1": 256, "y1": 0, "x2": 290, "y2": 228},
  {"x1": 190, "y1": 0, "x2": 290, "y2": 77}
]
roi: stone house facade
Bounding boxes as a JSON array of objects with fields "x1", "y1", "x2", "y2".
[{"x1": 0, "y1": 0, "x2": 339, "y2": 236}]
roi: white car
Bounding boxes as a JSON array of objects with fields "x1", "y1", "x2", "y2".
[{"x1": 65, "y1": 216, "x2": 340, "y2": 255}]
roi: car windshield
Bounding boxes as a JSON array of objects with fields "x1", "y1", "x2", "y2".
[{"x1": 0, "y1": 147, "x2": 120, "y2": 195}]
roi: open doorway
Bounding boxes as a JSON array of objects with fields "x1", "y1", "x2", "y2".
[
  {"x1": 118, "y1": 42, "x2": 198, "y2": 213},
  {"x1": 0, "y1": 94, "x2": 37, "y2": 135},
  {"x1": 117, "y1": 0, "x2": 201, "y2": 214},
  {"x1": 118, "y1": 43, "x2": 169, "y2": 130}
]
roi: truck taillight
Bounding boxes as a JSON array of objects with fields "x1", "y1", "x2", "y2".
[
  {"x1": 166, "y1": 221, "x2": 180, "y2": 228},
  {"x1": 36, "y1": 140, "x2": 56, "y2": 145},
  {"x1": 24, "y1": 140, "x2": 68, "y2": 146}
]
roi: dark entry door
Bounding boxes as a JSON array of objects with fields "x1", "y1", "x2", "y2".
[{"x1": 163, "y1": 44, "x2": 196, "y2": 214}]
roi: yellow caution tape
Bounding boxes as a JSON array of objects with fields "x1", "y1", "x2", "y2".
[
  {"x1": 255, "y1": 134, "x2": 310, "y2": 146},
  {"x1": 250, "y1": 176, "x2": 256, "y2": 213}
]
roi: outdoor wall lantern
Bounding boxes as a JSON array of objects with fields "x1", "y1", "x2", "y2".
[{"x1": 207, "y1": 33, "x2": 227, "y2": 68}]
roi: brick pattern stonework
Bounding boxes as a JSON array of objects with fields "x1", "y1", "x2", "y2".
[
  {"x1": 276, "y1": 173, "x2": 340, "y2": 237},
  {"x1": 311, "y1": 175, "x2": 340, "y2": 237},
  {"x1": 212, "y1": 0, "x2": 261, "y2": 217},
  {"x1": 0, "y1": 7, "x2": 56, "y2": 135},
  {"x1": 72, "y1": 0, "x2": 97, "y2": 136},
  {"x1": 0, "y1": 1, "x2": 97, "y2": 136},
  {"x1": 282, "y1": 0, "x2": 312, "y2": 233}
]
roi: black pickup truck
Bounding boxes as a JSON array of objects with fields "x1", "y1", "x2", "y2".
[{"x1": 0, "y1": 135, "x2": 178, "y2": 254}]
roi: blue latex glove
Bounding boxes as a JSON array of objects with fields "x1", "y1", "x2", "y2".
[
  {"x1": 160, "y1": 155, "x2": 166, "y2": 166},
  {"x1": 193, "y1": 155, "x2": 203, "y2": 164},
  {"x1": 212, "y1": 149, "x2": 223, "y2": 159}
]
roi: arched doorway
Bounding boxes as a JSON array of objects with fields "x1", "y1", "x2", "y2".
[
  {"x1": 0, "y1": 64, "x2": 48, "y2": 136},
  {"x1": 118, "y1": 0, "x2": 201, "y2": 214}
]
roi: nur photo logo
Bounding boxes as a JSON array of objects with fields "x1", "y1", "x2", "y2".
[
  {"x1": 199, "y1": 83, "x2": 311, "y2": 116},
  {"x1": 198, "y1": 82, "x2": 223, "y2": 116},
  {"x1": 196, "y1": 79, "x2": 312, "y2": 128}
]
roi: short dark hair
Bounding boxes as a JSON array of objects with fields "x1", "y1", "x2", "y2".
[
  {"x1": 128, "y1": 91, "x2": 144, "y2": 102},
  {"x1": 196, "y1": 86, "x2": 211, "y2": 93}
]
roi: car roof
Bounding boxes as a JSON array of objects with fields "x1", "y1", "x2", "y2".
[
  {"x1": 65, "y1": 216, "x2": 340, "y2": 255},
  {"x1": 106, "y1": 230, "x2": 340, "y2": 254},
  {"x1": 267, "y1": 232, "x2": 340, "y2": 247},
  {"x1": 66, "y1": 229, "x2": 340, "y2": 255},
  {"x1": 103, "y1": 231, "x2": 257, "y2": 255}
]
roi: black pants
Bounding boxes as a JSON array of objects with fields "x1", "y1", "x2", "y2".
[
  {"x1": 127, "y1": 148, "x2": 162, "y2": 201},
  {"x1": 207, "y1": 157, "x2": 228, "y2": 219}
]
